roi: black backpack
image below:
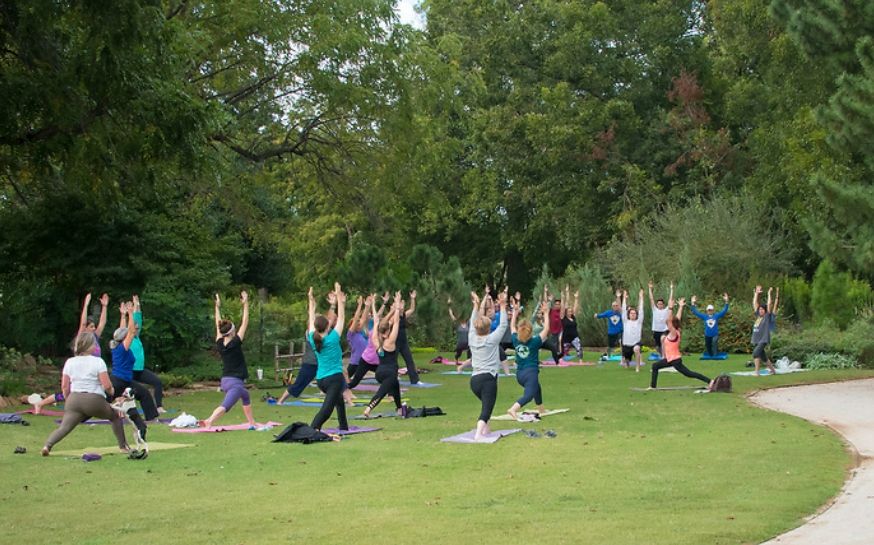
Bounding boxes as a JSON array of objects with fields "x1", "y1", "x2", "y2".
[
  {"x1": 273, "y1": 422, "x2": 333, "y2": 444},
  {"x1": 709, "y1": 374, "x2": 732, "y2": 393},
  {"x1": 404, "y1": 406, "x2": 446, "y2": 418}
]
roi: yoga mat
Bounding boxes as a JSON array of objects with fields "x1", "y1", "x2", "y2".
[
  {"x1": 699, "y1": 353, "x2": 729, "y2": 360},
  {"x1": 172, "y1": 421, "x2": 283, "y2": 433},
  {"x1": 351, "y1": 384, "x2": 408, "y2": 393},
  {"x1": 599, "y1": 354, "x2": 622, "y2": 362},
  {"x1": 401, "y1": 381, "x2": 442, "y2": 388},
  {"x1": 322, "y1": 426, "x2": 381, "y2": 435},
  {"x1": 440, "y1": 371, "x2": 512, "y2": 376},
  {"x1": 351, "y1": 412, "x2": 398, "y2": 420},
  {"x1": 55, "y1": 418, "x2": 174, "y2": 425},
  {"x1": 492, "y1": 408, "x2": 570, "y2": 421},
  {"x1": 441, "y1": 428, "x2": 522, "y2": 444},
  {"x1": 52, "y1": 442, "x2": 194, "y2": 456},
  {"x1": 730, "y1": 368, "x2": 809, "y2": 377},
  {"x1": 630, "y1": 386, "x2": 704, "y2": 392},
  {"x1": 16, "y1": 408, "x2": 65, "y2": 416},
  {"x1": 541, "y1": 361, "x2": 596, "y2": 367},
  {"x1": 648, "y1": 353, "x2": 662, "y2": 361}
]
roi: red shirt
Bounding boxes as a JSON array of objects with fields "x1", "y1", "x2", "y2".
[{"x1": 549, "y1": 308, "x2": 562, "y2": 335}]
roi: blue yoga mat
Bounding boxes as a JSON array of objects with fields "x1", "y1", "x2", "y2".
[{"x1": 699, "y1": 353, "x2": 729, "y2": 360}]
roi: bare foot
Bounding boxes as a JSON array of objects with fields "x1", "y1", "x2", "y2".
[
  {"x1": 362, "y1": 407, "x2": 371, "y2": 419},
  {"x1": 32, "y1": 405, "x2": 41, "y2": 415},
  {"x1": 41, "y1": 446, "x2": 50, "y2": 457},
  {"x1": 199, "y1": 419, "x2": 211, "y2": 428},
  {"x1": 507, "y1": 408, "x2": 518, "y2": 420}
]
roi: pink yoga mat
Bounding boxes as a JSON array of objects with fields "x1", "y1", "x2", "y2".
[
  {"x1": 17, "y1": 408, "x2": 65, "y2": 416},
  {"x1": 172, "y1": 421, "x2": 283, "y2": 433}
]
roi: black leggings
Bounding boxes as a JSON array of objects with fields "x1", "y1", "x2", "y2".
[
  {"x1": 133, "y1": 369, "x2": 164, "y2": 408},
  {"x1": 704, "y1": 336, "x2": 719, "y2": 356},
  {"x1": 347, "y1": 359, "x2": 379, "y2": 389},
  {"x1": 653, "y1": 331, "x2": 666, "y2": 354},
  {"x1": 454, "y1": 342, "x2": 471, "y2": 361},
  {"x1": 470, "y1": 373, "x2": 498, "y2": 423},
  {"x1": 650, "y1": 358, "x2": 710, "y2": 389},
  {"x1": 311, "y1": 372, "x2": 348, "y2": 431},
  {"x1": 109, "y1": 376, "x2": 149, "y2": 441},
  {"x1": 368, "y1": 366, "x2": 402, "y2": 411},
  {"x1": 543, "y1": 335, "x2": 562, "y2": 364},
  {"x1": 398, "y1": 341, "x2": 420, "y2": 384}
]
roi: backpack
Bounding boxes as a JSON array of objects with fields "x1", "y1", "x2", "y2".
[
  {"x1": 404, "y1": 406, "x2": 446, "y2": 418},
  {"x1": 709, "y1": 374, "x2": 732, "y2": 393},
  {"x1": 272, "y1": 422, "x2": 333, "y2": 444}
]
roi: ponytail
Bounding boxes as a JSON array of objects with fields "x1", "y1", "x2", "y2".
[
  {"x1": 312, "y1": 315, "x2": 330, "y2": 352},
  {"x1": 313, "y1": 331, "x2": 324, "y2": 352}
]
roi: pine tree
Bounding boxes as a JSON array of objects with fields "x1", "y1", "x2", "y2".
[{"x1": 770, "y1": 0, "x2": 874, "y2": 276}]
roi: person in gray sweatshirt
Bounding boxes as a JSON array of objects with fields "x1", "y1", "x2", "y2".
[{"x1": 469, "y1": 288, "x2": 508, "y2": 441}]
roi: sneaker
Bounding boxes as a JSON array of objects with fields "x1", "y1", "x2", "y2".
[
  {"x1": 544, "y1": 430, "x2": 557, "y2": 438},
  {"x1": 523, "y1": 430, "x2": 541, "y2": 438},
  {"x1": 157, "y1": 407, "x2": 167, "y2": 414}
]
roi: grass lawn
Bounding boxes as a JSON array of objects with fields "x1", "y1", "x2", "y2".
[{"x1": 3, "y1": 352, "x2": 873, "y2": 545}]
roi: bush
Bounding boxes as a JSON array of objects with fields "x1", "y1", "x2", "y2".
[
  {"x1": 810, "y1": 260, "x2": 873, "y2": 329},
  {"x1": 158, "y1": 373, "x2": 192, "y2": 388},
  {"x1": 780, "y1": 277, "x2": 812, "y2": 324},
  {"x1": 772, "y1": 319, "x2": 874, "y2": 368},
  {"x1": 804, "y1": 353, "x2": 858, "y2": 370}
]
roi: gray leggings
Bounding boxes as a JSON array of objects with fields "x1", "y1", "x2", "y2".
[{"x1": 44, "y1": 392, "x2": 127, "y2": 450}]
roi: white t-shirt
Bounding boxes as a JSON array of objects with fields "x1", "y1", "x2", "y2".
[
  {"x1": 651, "y1": 307, "x2": 670, "y2": 332},
  {"x1": 63, "y1": 355, "x2": 109, "y2": 396}
]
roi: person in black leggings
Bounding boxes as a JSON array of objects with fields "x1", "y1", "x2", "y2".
[
  {"x1": 348, "y1": 295, "x2": 385, "y2": 389},
  {"x1": 396, "y1": 291, "x2": 420, "y2": 384},
  {"x1": 364, "y1": 293, "x2": 404, "y2": 417},
  {"x1": 469, "y1": 288, "x2": 508, "y2": 440},
  {"x1": 307, "y1": 284, "x2": 349, "y2": 431},
  {"x1": 447, "y1": 298, "x2": 472, "y2": 372},
  {"x1": 649, "y1": 297, "x2": 712, "y2": 390}
]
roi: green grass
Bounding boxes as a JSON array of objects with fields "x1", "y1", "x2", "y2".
[{"x1": 2, "y1": 352, "x2": 873, "y2": 545}]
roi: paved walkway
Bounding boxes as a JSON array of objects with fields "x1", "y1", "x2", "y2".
[{"x1": 750, "y1": 379, "x2": 874, "y2": 545}]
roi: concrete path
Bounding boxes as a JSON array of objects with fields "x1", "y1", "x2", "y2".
[{"x1": 750, "y1": 379, "x2": 874, "y2": 545}]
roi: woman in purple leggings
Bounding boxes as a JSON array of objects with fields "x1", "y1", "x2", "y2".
[{"x1": 201, "y1": 291, "x2": 258, "y2": 429}]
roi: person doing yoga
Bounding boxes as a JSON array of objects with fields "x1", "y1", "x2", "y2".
[
  {"x1": 396, "y1": 290, "x2": 421, "y2": 384},
  {"x1": 621, "y1": 289, "x2": 645, "y2": 372},
  {"x1": 690, "y1": 293, "x2": 730, "y2": 357},
  {"x1": 130, "y1": 295, "x2": 166, "y2": 414},
  {"x1": 447, "y1": 296, "x2": 471, "y2": 372},
  {"x1": 561, "y1": 287, "x2": 582, "y2": 361},
  {"x1": 363, "y1": 292, "x2": 405, "y2": 417},
  {"x1": 751, "y1": 285, "x2": 778, "y2": 376},
  {"x1": 41, "y1": 332, "x2": 129, "y2": 456},
  {"x1": 595, "y1": 290, "x2": 623, "y2": 359},
  {"x1": 307, "y1": 284, "x2": 349, "y2": 431},
  {"x1": 648, "y1": 281, "x2": 672, "y2": 358},
  {"x1": 506, "y1": 289, "x2": 550, "y2": 420},
  {"x1": 201, "y1": 291, "x2": 257, "y2": 429},
  {"x1": 109, "y1": 302, "x2": 151, "y2": 441},
  {"x1": 649, "y1": 297, "x2": 713, "y2": 390},
  {"x1": 469, "y1": 288, "x2": 508, "y2": 441},
  {"x1": 347, "y1": 294, "x2": 385, "y2": 389},
  {"x1": 32, "y1": 292, "x2": 109, "y2": 415}
]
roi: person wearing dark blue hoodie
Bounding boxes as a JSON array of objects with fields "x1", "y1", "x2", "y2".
[
  {"x1": 690, "y1": 293, "x2": 730, "y2": 357},
  {"x1": 594, "y1": 290, "x2": 623, "y2": 359}
]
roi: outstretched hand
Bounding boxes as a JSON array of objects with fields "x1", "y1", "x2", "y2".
[
  {"x1": 99, "y1": 293, "x2": 109, "y2": 306},
  {"x1": 240, "y1": 290, "x2": 249, "y2": 304},
  {"x1": 723, "y1": 293, "x2": 729, "y2": 302}
]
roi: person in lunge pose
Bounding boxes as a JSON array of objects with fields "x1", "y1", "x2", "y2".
[
  {"x1": 201, "y1": 292, "x2": 258, "y2": 429},
  {"x1": 130, "y1": 295, "x2": 166, "y2": 414},
  {"x1": 649, "y1": 297, "x2": 713, "y2": 390},
  {"x1": 690, "y1": 293, "x2": 730, "y2": 357},
  {"x1": 506, "y1": 290, "x2": 550, "y2": 419},
  {"x1": 396, "y1": 291, "x2": 421, "y2": 384},
  {"x1": 468, "y1": 288, "x2": 508, "y2": 441},
  {"x1": 621, "y1": 289, "x2": 645, "y2": 372},
  {"x1": 363, "y1": 292, "x2": 405, "y2": 417},
  {"x1": 595, "y1": 290, "x2": 623, "y2": 360},
  {"x1": 561, "y1": 287, "x2": 582, "y2": 361},
  {"x1": 648, "y1": 281, "x2": 672, "y2": 358},
  {"x1": 307, "y1": 284, "x2": 349, "y2": 431},
  {"x1": 751, "y1": 286, "x2": 778, "y2": 376},
  {"x1": 109, "y1": 302, "x2": 152, "y2": 441},
  {"x1": 347, "y1": 295, "x2": 384, "y2": 389},
  {"x1": 42, "y1": 332, "x2": 130, "y2": 455},
  {"x1": 448, "y1": 296, "x2": 471, "y2": 372}
]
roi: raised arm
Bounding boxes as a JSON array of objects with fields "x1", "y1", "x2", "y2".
[
  {"x1": 539, "y1": 299, "x2": 550, "y2": 341},
  {"x1": 122, "y1": 304, "x2": 137, "y2": 350},
  {"x1": 405, "y1": 290, "x2": 417, "y2": 318},
  {"x1": 689, "y1": 296, "x2": 706, "y2": 320},
  {"x1": 214, "y1": 294, "x2": 222, "y2": 339},
  {"x1": 766, "y1": 287, "x2": 773, "y2": 314},
  {"x1": 357, "y1": 295, "x2": 372, "y2": 331},
  {"x1": 753, "y1": 285, "x2": 761, "y2": 313},
  {"x1": 383, "y1": 292, "x2": 403, "y2": 351},
  {"x1": 333, "y1": 283, "x2": 346, "y2": 336},
  {"x1": 676, "y1": 297, "x2": 685, "y2": 322},
  {"x1": 448, "y1": 297, "x2": 458, "y2": 323},
  {"x1": 132, "y1": 294, "x2": 143, "y2": 337},
  {"x1": 237, "y1": 291, "x2": 250, "y2": 341},
  {"x1": 648, "y1": 280, "x2": 655, "y2": 308},
  {"x1": 510, "y1": 299, "x2": 519, "y2": 335},
  {"x1": 669, "y1": 282, "x2": 674, "y2": 305},
  {"x1": 77, "y1": 293, "x2": 92, "y2": 334},
  {"x1": 715, "y1": 293, "x2": 730, "y2": 319},
  {"x1": 638, "y1": 289, "x2": 645, "y2": 321},
  {"x1": 349, "y1": 296, "x2": 363, "y2": 332},
  {"x1": 772, "y1": 288, "x2": 779, "y2": 315},
  {"x1": 307, "y1": 287, "x2": 316, "y2": 334},
  {"x1": 621, "y1": 290, "x2": 628, "y2": 316},
  {"x1": 119, "y1": 301, "x2": 127, "y2": 328},
  {"x1": 573, "y1": 291, "x2": 580, "y2": 317},
  {"x1": 488, "y1": 290, "x2": 509, "y2": 343},
  {"x1": 96, "y1": 293, "x2": 109, "y2": 336}
]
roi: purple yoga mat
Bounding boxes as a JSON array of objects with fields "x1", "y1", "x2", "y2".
[
  {"x1": 172, "y1": 421, "x2": 283, "y2": 433},
  {"x1": 322, "y1": 426, "x2": 381, "y2": 435},
  {"x1": 351, "y1": 384, "x2": 408, "y2": 393},
  {"x1": 55, "y1": 418, "x2": 174, "y2": 425},
  {"x1": 441, "y1": 428, "x2": 522, "y2": 444},
  {"x1": 17, "y1": 408, "x2": 65, "y2": 416}
]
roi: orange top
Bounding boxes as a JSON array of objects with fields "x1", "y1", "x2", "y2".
[{"x1": 663, "y1": 332, "x2": 682, "y2": 362}]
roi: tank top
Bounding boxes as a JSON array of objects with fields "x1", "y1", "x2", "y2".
[
  {"x1": 663, "y1": 331, "x2": 682, "y2": 362},
  {"x1": 378, "y1": 347, "x2": 399, "y2": 370}
]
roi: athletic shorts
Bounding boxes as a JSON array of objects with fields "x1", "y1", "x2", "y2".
[{"x1": 621, "y1": 344, "x2": 640, "y2": 360}]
